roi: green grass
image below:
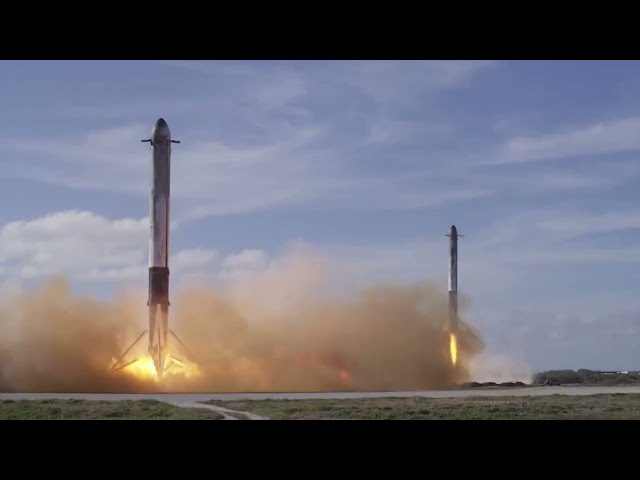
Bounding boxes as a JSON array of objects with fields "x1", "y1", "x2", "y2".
[
  {"x1": 204, "y1": 393, "x2": 640, "y2": 420},
  {"x1": 0, "y1": 399, "x2": 224, "y2": 420}
]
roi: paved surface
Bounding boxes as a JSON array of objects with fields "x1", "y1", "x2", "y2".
[{"x1": 2, "y1": 385, "x2": 640, "y2": 403}]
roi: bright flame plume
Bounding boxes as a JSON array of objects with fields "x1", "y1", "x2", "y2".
[
  {"x1": 449, "y1": 333, "x2": 458, "y2": 366},
  {"x1": 121, "y1": 356, "x2": 201, "y2": 382},
  {"x1": 123, "y1": 357, "x2": 159, "y2": 382}
]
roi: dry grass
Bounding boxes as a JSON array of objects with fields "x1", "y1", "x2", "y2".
[
  {"x1": 204, "y1": 393, "x2": 640, "y2": 420},
  {"x1": 0, "y1": 399, "x2": 224, "y2": 420}
]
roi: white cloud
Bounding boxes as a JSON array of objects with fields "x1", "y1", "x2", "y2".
[
  {"x1": 162, "y1": 60, "x2": 497, "y2": 105},
  {"x1": 158, "y1": 60, "x2": 258, "y2": 77},
  {"x1": 4, "y1": 124, "x2": 149, "y2": 193},
  {"x1": 0, "y1": 210, "x2": 216, "y2": 284},
  {"x1": 0, "y1": 210, "x2": 147, "y2": 280},
  {"x1": 340, "y1": 60, "x2": 497, "y2": 107},
  {"x1": 473, "y1": 169, "x2": 624, "y2": 194},
  {"x1": 474, "y1": 208, "x2": 640, "y2": 248},
  {"x1": 361, "y1": 117, "x2": 454, "y2": 146},
  {"x1": 9, "y1": 123, "x2": 148, "y2": 167},
  {"x1": 4, "y1": 119, "x2": 500, "y2": 224},
  {"x1": 222, "y1": 249, "x2": 267, "y2": 270},
  {"x1": 0, "y1": 60, "x2": 507, "y2": 224},
  {"x1": 487, "y1": 116, "x2": 640, "y2": 164},
  {"x1": 220, "y1": 249, "x2": 269, "y2": 280},
  {"x1": 522, "y1": 172, "x2": 614, "y2": 191},
  {"x1": 248, "y1": 72, "x2": 307, "y2": 109},
  {"x1": 321, "y1": 205, "x2": 640, "y2": 314},
  {"x1": 3, "y1": 123, "x2": 329, "y2": 204},
  {"x1": 172, "y1": 249, "x2": 217, "y2": 273},
  {"x1": 4, "y1": 204, "x2": 638, "y2": 307},
  {"x1": 534, "y1": 210, "x2": 640, "y2": 237}
]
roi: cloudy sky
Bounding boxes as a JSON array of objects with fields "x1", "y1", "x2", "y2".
[{"x1": 1, "y1": 60, "x2": 639, "y2": 371}]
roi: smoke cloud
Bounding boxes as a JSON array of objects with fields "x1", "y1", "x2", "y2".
[
  {"x1": 0, "y1": 249, "x2": 487, "y2": 393},
  {"x1": 468, "y1": 353, "x2": 534, "y2": 384}
]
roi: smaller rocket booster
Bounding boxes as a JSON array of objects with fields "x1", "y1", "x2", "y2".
[{"x1": 446, "y1": 225, "x2": 462, "y2": 333}]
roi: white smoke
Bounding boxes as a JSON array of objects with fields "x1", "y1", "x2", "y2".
[{"x1": 468, "y1": 352, "x2": 534, "y2": 384}]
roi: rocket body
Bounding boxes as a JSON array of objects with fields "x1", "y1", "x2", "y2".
[
  {"x1": 110, "y1": 119, "x2": 195, "y2": 378},
  {"x1": 447, "y1": 225, "x2": 459, "y2": 333},
  {"x1": 144, "y1": 118, "x2": 178, "y2": 378},
  {"x1": 149, "y1": 118, "x2": 171, "y2": 276}
]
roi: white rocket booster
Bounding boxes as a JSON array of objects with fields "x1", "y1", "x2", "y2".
[
  {"x1": 446, "y1": 225, "x2": 462, "y2": 333},
  {"x1": 111, "y1": 118, "x2": 195, "y2": 379},
  {"x1": 142, "y1": 118, "x2": 179, "y2": 378}
]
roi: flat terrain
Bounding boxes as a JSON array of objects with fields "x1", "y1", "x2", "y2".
[
  {"x1": 3, "y1": 386, "x2": 640, "y2": 419},
  {"x1": 3, "y1": 385, "x2": 640, "y2": 403},
  {"x1": 0, "y1": 399, "x2": 224, "y2": 420},
  {"x1": 204, "y1": 393, "x2": 640, "y2": 419}
]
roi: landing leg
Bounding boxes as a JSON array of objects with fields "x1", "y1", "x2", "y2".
[
  {"x1": 111, "y1": 329, "x2": 147, "y2": 371},
  {"x1": 169, "y1": 329, "x2": 198, "y2": 363}
]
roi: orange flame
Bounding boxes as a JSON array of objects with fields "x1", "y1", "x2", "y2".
[
  {"x1": 120, "y1": 355, "x2": 201, "y2": 382},
  {"x1": 122, "y1": 357, "x2": 159, "y2": 382},
  {"x1": 449, "y1": 333, "x2": 457, "y2": 366}
]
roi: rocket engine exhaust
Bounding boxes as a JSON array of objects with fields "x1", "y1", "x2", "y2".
[{"x1": 111, "y1": 118, "x2": 197, "y2": 379}]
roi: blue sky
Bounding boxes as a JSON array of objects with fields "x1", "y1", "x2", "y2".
[{"x1": 1, "y1": 60, "x2": 640, "y2": 372}]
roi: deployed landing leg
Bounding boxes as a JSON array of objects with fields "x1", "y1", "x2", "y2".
[
  {"x1": 169, "y1": 329, "x2": 197, "y2": 364},
  {"x1": 111, "y1": 322, "x2": 198, "y2": 378},
  {"x1": 458, "y1": 319, "x2": 479, "y2": 340},
  {"x1": 111, "y1": 330, "x2": 148, "y2": 372}
]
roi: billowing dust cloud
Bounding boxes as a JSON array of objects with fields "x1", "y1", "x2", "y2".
[
  {"x1": 468, "y1": 353, "x2": 534, "y2": 384},
  {"x1": 0, "y1": 250, "x2": 486, "y2": 393}
]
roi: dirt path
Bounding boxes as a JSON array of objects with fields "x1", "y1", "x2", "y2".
[{"x1": 167, "y1": 400, "x2": 269, "y2": 420}]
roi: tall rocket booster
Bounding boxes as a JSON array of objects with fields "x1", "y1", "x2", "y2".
[
  {"x1": 112, "y1": 118, "x2": 195, "y2": 379},
  {"x1": 142, "y1": 118, "x2": 179, "y2": 377},
  {"x1": 446, "y1": 225, "x2": 462, "y2": 333}
]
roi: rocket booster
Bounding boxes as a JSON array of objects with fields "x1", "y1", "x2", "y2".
[
  {"x1": 111, "y1": 118, "x2": 196, "y2": 379},
  {"x1": 446, "y1": 225, "x2": 462, "y2": 332},
  {"x1": 142, "y1": 118, "x2": 180, "y2": 378}
]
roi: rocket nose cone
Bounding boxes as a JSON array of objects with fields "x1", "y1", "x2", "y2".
[
  {"x1": 152, "y1": 118, "x2": 171, "y2": 140},
  {"x1": 450, "y1": 225, "x2": 457, "y2": 233}
]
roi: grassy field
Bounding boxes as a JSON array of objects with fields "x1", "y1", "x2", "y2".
[
  {"x1": 0, "y1": 399, "x2": 224, "y2": 420},
  {"x1": 204, "y1": 393, "x2": 640, "y2": 420}
]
